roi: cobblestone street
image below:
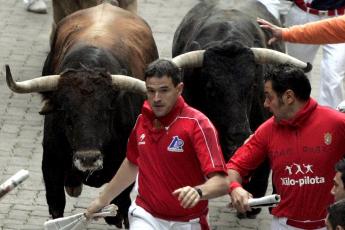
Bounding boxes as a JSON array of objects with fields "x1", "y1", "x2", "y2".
[{"x1": 0, "y1": 0, "x2": 321, "y2": 229}]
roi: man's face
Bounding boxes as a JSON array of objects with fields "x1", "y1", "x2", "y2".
[
  {"x1": 146, "y1": 75, "x2": 183, "y2": 117},
  {"x1": 331, "y1": 172, "x2": 345, "y2": 201},
  {"x1": 264, "y1": 81, "x2": 289, "y2": 121}
]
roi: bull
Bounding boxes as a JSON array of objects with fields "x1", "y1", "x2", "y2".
[
  {"x1": 171, "y1": 0, "x2": 311, "y2": 217},
  {"x1": 5, "y1": 3, "x2": 158, "y2": 228}
]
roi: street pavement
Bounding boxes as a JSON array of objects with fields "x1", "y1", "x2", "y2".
[{"x1": 0, "y1": 0, "x2": 322, "y2": 229}]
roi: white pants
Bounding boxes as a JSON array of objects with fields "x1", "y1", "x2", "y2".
[
  {"x1": 128, "y1": 201, "x2": 202, "y2": 230},
  {"x1": 285, "y1": 4, "x2": 345, "y2": 108},
  {"x1": 271, "y1": 217, "x2": 326, "y2": 230}
]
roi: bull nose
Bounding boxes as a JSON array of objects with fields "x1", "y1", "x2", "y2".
[{"x1": 73, "y1": 150, "x2": 103, "y2": 171}]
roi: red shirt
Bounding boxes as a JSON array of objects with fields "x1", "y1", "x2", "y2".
[
  {"x1": 228, "y1": 99, "x2": 345, "y2": 221},
  {"x1": 127, "y1": 96, "x2": 227, "y2": 222}
]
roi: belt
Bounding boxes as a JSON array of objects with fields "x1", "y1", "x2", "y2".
[
  {"x1": 286, "y1": 219, "x2": 325, "y2": 229},
  {"x1": 295, "y1": 1, "x2": 345, "y2": 16}
]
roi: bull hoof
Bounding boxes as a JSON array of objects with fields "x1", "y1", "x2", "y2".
[{"x1": 65, "y1": 184, "x2": 83, "y2": 197}]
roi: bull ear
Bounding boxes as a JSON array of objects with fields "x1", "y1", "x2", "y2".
[
  {"x1": 189, "y1": 41, "x2": 201, "y2": 51},
  {"x1": 39, "y1": 99, "x2": 56, "y2": 115}
]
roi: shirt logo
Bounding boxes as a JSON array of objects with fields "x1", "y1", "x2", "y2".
[
  {"x1": 167, "y1": 136, "x2": 184, "y2": 152},
  {"x1": 324, "y1": 132, "x2": 332, "y2": 145},
  {"x1": 138, "y1": 133, "x2": 145, "y2": 145},
  {"x1": 281, "y1": 163, "x2": 325, "y2": 187}
]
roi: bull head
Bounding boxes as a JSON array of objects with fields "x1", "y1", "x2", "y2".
[
  {"x1": 5, "y1": 65, "x2": 147, "y2": 171},
  {"x1": 171, "y1": 48, "x2": 312, "y2": 72}
]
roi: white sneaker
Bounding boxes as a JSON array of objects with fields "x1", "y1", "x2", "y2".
[{"x1": 24, "y1": 0, "x2": 47, "y2": 14}]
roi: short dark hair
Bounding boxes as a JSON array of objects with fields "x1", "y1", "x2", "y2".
[
  {"x1": 335, "y1": 158, "x2": 345, "y2": 185},
  {"x1": 264, "y1": 64, "x2": 311, "y2": 101},
  {"x1": 144, "y1": 59, "x2": 182, "y2": 86},
  {"x1": 327, "y1": 199, "x2": 345, "y2": 229}
]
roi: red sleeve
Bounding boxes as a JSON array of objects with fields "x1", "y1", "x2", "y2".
[
  {"x1": 226, "y1": 122, "x2": 270, "y2": 178},
  {"x1": 191, "y1": 117, "x2": 227, "y2": 176},
  {"x1": 126, "y1": 117, "x2": 141, "y2": 165}
]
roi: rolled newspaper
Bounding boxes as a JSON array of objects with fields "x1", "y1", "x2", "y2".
[
  {"x1": 44, "y1": 204, "x2": 118, "y2": 230},
  {"x1": 248, "y1": 194, "x2": 281, "y2": 208},
  {"x1": 0, "y1": 169, "x2": 29, "y2": 199}
]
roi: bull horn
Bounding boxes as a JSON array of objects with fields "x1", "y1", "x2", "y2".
[
  {"x1": 250, "y1": 48, "x2": 312, "y2": 73},
  {"x1": 172, "y1": 50, "x2": 205, "y2": 68},
  {"x1": 111, "y1": 75, "x2": 146, "y2": 95},
  {"x1": 5, "y1": 65, "x2": 60, "y2": 93}
]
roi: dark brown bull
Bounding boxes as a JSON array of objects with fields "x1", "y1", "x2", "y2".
[{"x1": 5, "y1": 3, "x2": 157, "y2": 228}]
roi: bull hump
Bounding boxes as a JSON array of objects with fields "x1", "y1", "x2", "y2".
[{"x1": 70, "y1": 3, "x2": 137, "y2": 23}]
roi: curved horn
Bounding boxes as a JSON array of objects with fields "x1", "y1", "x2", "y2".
[
  {"x1": 172, "y1": 50, "x2": 205, "y2": 68},
  {"x1": 111, "y1": 75, "x2": 146, "y2": 95},
  {"x1": 250, "y1": 48, "x2": 312, "y2": 73},
  {"x1": 5, "y1": 65, "x2": 60, "y2": 93}
]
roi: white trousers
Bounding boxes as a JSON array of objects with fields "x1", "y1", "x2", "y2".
[
  {"x1": 271, "y1": 217, "x2": 326, "y2": 230},
  {"x1": 128, "y1": 201, "x2": 202, "y2": 230},
  {"x1": 285, "y1": 4, "x2": 345, "y2": 108}
]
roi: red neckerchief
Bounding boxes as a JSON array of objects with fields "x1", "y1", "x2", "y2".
[{"x1": 278, "y1": 98, "x2": 317, "y2": 128}]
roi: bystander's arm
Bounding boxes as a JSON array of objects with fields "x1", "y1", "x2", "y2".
[
  {"x1": 282, "y1": 15, "x2": 345, "y2": 44},
  {"x1": 258, "y1": 15, "x2": 345, "y2": 45}
]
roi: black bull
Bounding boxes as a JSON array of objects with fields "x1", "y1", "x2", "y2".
[
  {"x1": 171, "y1": 0, "x2": 311, "y2": 213},
  {"x1": 5, "y1": 3, "x2": 157, "y2": 228}
]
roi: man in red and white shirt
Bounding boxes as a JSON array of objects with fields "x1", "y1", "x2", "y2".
[
  {"x1": 228, "y1": 64, "x2": 345, "y2": 230},
  {"x1": 86, "y1": 59, "x2": 228, "y2": 230}
]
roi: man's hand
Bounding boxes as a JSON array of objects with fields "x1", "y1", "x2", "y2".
[
  {"x1": 229, "y1": 187, "x2": 253, "y2": 213},
  {"x1": 257, "y1": 18, "x2": 283, "y2": 45},
  {"x1": 172, "y1": 186, "x2": 202, "y2": 209},
  {"x1": 85, "y1": 197, "x2": 108, "y2": 219}
]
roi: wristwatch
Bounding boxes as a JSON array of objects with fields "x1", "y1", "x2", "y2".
[{"x1": 194, "y1": 187, "x2": 203, "y2": 198}]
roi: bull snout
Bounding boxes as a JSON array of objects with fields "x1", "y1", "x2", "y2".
[{"x1": 73, "y1": 150, "x2": 103, "y2": 172}]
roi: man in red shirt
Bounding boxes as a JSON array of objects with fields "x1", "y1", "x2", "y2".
[
  {"x1": 228, "y1": 64, "x2": 345, "y2": 229},
  {"x1": 86, "y1": 59, "x2": 228, "y2": 229}
]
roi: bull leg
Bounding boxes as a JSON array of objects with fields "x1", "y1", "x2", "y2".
[
  {"x1": 242, "y1": 158, "x2": 270, "y2": 218},
  {"x1": 104, "y1": 185, "x2": 133, "y2": 229},
  {"x1": 42, "y1": 155, "x2": 66, "y2": 218}
]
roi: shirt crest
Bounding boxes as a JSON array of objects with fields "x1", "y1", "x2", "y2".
[
  {"x1": 324, "y1": 132, "x2": 332, "y2": 145},
  {"x1": 167, "y1": 136, "x2": 184, "y2": 152}
]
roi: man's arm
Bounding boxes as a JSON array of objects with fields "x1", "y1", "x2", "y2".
[
  {"x1": 258, "y1": 15, "x2": 345, "y2": 45},
  {"x1": 172, "y1": 172, "x2": 228, "y2": 209},
  {"x1": 228, "y1": 169, "x2": 252, "y2": 213},
  {"x1": 85, "y1": 158, "x2": 138, "y2": 217}
]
